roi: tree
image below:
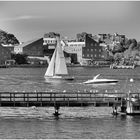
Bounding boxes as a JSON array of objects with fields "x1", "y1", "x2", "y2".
[
  {"x1": 124, "y1": 39, "x2": 132, "y2": 49},
  {"x1": 137, "y1": 42, "x2": 140, "y2": 50},
  {"x1": 11, "y1": 53, "x2": 28, "y2": 64},
  {"x1": 0, "y1": 30, "x2": 19, "y2": 45},
  {"x1": 112, "y1": 43, "x2": 125, "y2": 54},
  {"x1": 114, "y1": 53, "x2": 124, "y2": 62},
  {"x1": 130, "y1": 39, "x2": 137, "y2": 50}
]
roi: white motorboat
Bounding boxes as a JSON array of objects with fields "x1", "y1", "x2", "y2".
[{"x1": 83, "y1": 74, "x2": 118, "y2": 85}]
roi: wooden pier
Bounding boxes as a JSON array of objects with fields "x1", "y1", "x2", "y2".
[{"x1": 0, "y1": 91, "x2": 127, "y2": 107}]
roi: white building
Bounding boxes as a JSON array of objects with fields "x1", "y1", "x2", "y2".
[
  {"x1": 43, "y1": 37, "x2": 57, "y2": 49},
  {"x1": 61, "y1": 40, "x2": 85, "y2": 63}
]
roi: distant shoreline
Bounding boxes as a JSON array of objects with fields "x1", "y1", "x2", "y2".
[
  {"x1": 0, "y1": 64, "x2": 111, "y2": 68},
  {"x1": 0, "y1": 64, "x2": 139, "y2": 68}
]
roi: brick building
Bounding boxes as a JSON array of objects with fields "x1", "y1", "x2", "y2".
[
  {"x1": 2, "y1": 44, "x2": 15, "y2": 53},
  {"x1": 14, "y1": 38, "x2": 44, "y2": 57},
  {"x1": 82, "y1": 34, "x2": 108, "y2": 61},
  {"x1": 0, "y1": 44, "x2": 11, "y2": 64}
]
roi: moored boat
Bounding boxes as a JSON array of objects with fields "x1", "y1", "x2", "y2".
[
  {"x1": 118, "y1": 93, "x2": 140, "y2": 115},
  {"x1": 110, "y1": 64, "x2": 135, "y2": 69}
]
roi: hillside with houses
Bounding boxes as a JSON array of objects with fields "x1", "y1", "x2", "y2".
[{"x1": 0, "y1": 30, "x2": 140, "y2": 67}]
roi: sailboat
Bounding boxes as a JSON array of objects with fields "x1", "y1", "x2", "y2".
[{"x1": 44, "y1": 36, "x2": 74, "y2": 80}]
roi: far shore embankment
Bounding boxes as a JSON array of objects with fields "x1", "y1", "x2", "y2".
[
  {"x1": 0, "y1": 64, "x2": 111, "y2": 68},
  {"x1": 1, "y1": 64, "x2": 140, "y2": 68}
]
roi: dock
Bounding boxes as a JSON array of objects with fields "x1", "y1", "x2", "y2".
[{"x1": 0, "y1": 91, "x2": 127, "y2": 107}]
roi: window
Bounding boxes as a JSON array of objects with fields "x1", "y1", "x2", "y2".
[
  {"x1": 91, "y1": 49, "x2": 93, "y2": 51},
  {"x1": 95, "y1": 54, "x2": 96, "y2": 57}
]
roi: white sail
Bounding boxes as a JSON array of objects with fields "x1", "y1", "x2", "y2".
[
  {"x1": 45, "y1": 48, "x2": 56, "y2": 76},
  {"x1": 55, "y1": 39, "x2": 68, "y2": 75}
]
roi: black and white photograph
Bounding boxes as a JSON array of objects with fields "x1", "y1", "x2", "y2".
[{"x1": 0, "y1": 0, "x2": 140, "y2": 139}]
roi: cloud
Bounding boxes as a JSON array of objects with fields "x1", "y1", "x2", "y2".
[
  {"x1": 17, "y1": 15, "x2": 33, "y2": 20},
  {"x1": 0, "y1": 15, "x2": 38, "y2": 21}
]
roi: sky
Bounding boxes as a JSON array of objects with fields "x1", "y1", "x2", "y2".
[{"x1": 0, "y1": 1, "x2": 140, "y2": 42}]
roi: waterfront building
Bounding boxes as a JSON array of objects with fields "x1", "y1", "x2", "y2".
[
  {"x1": 43, "y1": 32, "x2": 60, "y2": 57},
  {"x1": 0, "y1": 44, "x2": 11, "y2": 65},
  {"x1": 14, "y1": 38, "x2": 44, "y2": 56},
  {"x1": 62, "y1": 40, "x2": 85, "y2": 64},
  {"x1": 82, "y1": 34, "x2": 108, "y2": 65},
  {"x1": 2, "y1": 44, "x2": 15, "y2": 53}
]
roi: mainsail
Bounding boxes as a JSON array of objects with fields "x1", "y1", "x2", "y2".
[{"x1": 45, "y1": 48, "x2": 56, "y2": 76}]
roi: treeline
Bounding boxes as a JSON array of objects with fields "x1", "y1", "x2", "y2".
[
  {"x1": 0, "y1": 29, "x2": 19, "y2": 45},
  {"x1": 106, "y1": 38, "x2": 140, "y2": 62}
]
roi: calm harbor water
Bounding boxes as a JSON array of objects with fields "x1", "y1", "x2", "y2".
[{"x1": 0, "y1": 66, "x2": 140, "y2": 138}]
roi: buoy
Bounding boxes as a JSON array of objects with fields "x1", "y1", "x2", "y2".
[
  {"x1": 63, "y1": 90, "x2": 66, "y2": 93},
  {"x1": 130, "y1": 78, "x2": 134, "y2": 82}
]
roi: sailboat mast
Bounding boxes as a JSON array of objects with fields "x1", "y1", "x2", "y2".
[{"x1": 53, "y1": 44, "x2": 57, "y2": 76}]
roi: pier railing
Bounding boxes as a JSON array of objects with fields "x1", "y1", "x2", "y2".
[{"x1": 0, "y1": 91, "x2": 130, "y2": 107}]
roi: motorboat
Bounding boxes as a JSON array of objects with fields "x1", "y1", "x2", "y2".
[{"x1": 83, "y1": 74, "x2": 118, "y2": 85}]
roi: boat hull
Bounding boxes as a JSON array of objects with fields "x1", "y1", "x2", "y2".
[
  {"x1": 83, "y1": 79, "x2": 118, "y2": 84},
  {"x1": 45, "y1": 75, "x2": 74, "y2": 81}
]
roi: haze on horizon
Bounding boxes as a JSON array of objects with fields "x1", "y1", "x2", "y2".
[{"x1": 0, "y1": 1, "x2": 140, "y2": 42}]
